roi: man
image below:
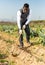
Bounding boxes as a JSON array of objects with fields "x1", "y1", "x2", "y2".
[{"x1": 17, "y1": 3, "x2": 31, "y2": 48}]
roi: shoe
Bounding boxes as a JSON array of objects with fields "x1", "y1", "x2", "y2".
[
  {"x1": 18, "y1": 44, "x2": 24, "y2": 49},
  {"x1": 27, "y1": 41, "x2": 33, "y2": 46}
]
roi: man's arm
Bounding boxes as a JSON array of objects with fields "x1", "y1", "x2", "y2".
[
  {"x1": 17, "y1": 10, "x2": 21, "y2": 29},
  {"x1": 25, "y1": 9, "x2": 32, "y2": 25}
]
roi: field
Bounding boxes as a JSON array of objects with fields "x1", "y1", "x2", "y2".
[{"x1": 0, "y1": 20, "x2": 45, "y2": 65}]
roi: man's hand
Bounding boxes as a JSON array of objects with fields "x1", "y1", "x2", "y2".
[
  {"x1": 19, "y1": 29, "x2": 22, "y2": 35},
  {"x1": 23, "y1": 25, "x2": 26, "y2": 29}
]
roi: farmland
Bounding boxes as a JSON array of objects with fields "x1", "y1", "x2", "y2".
[{"x1": 0, "y1": 20, "x2": 45, "y2": 65}]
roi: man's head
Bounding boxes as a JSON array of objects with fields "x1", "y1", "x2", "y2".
[{"x1": 23, "y1": 3, "x2": 29, "y2": 13}]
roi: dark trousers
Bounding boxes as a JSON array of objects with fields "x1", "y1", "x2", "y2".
[{"x1": 19, "y1": 24, "x2": 30, "y2": 46}]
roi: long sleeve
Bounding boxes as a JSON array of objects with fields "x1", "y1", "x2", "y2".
[
  {"x1": 17, "y1": 10, "x2": 21, "y2": 29},
  {"x1": 25, "y1": 9, "x2": 32, "y2": 25}
]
